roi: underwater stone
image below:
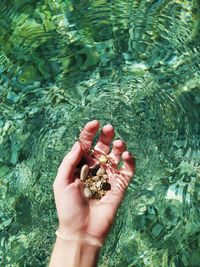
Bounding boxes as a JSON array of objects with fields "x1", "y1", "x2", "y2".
[
  {"x1": 151, "y1": 224, "x2": 164, "y2": 237},
  {"x1": 0, "y1": 166, "x2": 9, "y2": 177},
  {"x1": 0, "y1": 135, "x2": 3, "y2": 145},
  {"x1": 6, "y1": 91, "x2": 20, "y2": 103}
]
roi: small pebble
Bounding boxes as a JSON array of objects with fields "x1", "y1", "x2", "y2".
[
  {"x1": 92, "y1": 176, "x2": 100, "y2": 181},
  {"x1": 89, "y1": 164, "x2": 100, "y2": 176},
  {"x1": 97, "y1": 168, "x2": 106, "y2": 176},
  {"x1": 93, "y1": 192, "x2": 101, "y2": 199},
  {"x1": 83, "y1": 187, "x2": 93, "y2": 198},
  {"x1": 90, "y1": 185, "x2": 98, "y2": 192},
  {"x1": 102, "y1": 174, "x2": 108, "y2": 179},
  {"x1": 80, "y1": 164, "x2": 89, "y2": 181},
  {"x1": 80, "y1": 153, "x2": 111, "y2": 200},
  {"x1": 100, "y1": 176, "x2": 105, "y2": 182},
  {"x1": 99, "y1": 155, "x2": 108, "y2": 164},
  {"x1": 100, "y1": 190, "x2": 106, "y2": 196},
  {"x1": 96, "y1": 181, "x2": 102, "y2": 189},
  {"x1": 101, "y1": 182, "x2": 111, "y2": 191},
  {"x1": 89, "y1": 180, "x2": 94, "y2": 186}
]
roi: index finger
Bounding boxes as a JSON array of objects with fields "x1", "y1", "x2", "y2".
[{"x1": 78, "y1": 120, "x2": 100, "y2": 152}]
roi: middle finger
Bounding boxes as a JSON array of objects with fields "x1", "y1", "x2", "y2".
[{"x1": 93, "y1": 124, "x2": 115, "y2": 155}]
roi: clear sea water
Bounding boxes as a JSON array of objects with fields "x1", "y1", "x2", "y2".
[{"x1": 0, "y1": 0, "x2": 200, "y2": 266}]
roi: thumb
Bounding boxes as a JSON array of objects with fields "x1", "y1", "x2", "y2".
[{"x1": 54, "y1": 141, "x2": 83, "y2": 190}]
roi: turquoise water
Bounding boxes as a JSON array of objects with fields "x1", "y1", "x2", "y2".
[{"x1": 0, "y1": 0, "x2": 200, "y2": 266}]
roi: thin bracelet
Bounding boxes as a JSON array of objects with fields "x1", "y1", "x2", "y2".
[{"x1": 55, "y1": 229, "x2": 103, "y2": 247}]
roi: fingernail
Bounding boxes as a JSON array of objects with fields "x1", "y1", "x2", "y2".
[{"x1": 71, "y1": 141, "x2": 80, "y2": 152}]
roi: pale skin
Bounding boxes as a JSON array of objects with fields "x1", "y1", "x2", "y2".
[{"x1": 49, "y1": 120, "x2": 135, "y2": 267}]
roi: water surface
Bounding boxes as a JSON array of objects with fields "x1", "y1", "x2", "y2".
[{"x1": 0, "y1": 0, "x2": 200, "y2": 266}]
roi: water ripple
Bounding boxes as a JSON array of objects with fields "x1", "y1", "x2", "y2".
[{"x1": 0, "y1": 0, "x2": 200, "y2": 266}]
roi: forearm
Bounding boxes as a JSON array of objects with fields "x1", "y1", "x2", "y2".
[{"x1": 49, "y1": 236, "x2": 101, "y2": 267}]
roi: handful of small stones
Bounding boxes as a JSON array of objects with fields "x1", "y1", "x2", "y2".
[{"x1": 79, "y1": 155, "x2": 111, "y2": 200}]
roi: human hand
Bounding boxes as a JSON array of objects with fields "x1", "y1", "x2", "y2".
[{"x1": 53, "y1": 120, "x2": 135, "y2": 243}]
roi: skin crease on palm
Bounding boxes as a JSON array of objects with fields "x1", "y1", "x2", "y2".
[{"x1": 53, "y1": 120, "x2": 135, "y2": 245}]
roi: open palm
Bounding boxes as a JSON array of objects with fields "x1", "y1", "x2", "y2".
[{"x1": 53, "y1": 120, "x2": 135, "y2": 244}]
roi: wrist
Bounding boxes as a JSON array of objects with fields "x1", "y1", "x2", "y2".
[
  {"x1": 57, "y1": 226, "x2": 105, "y2": 247},
  {"x1": 57, "y1": 235, "x2": 101, "y2": 253},
  {"x1": 49, "y1": 236, "x2": 101, "y2": 267}
]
